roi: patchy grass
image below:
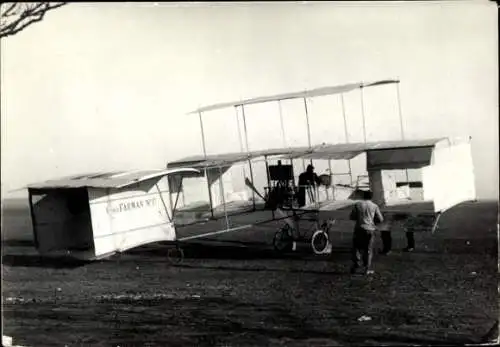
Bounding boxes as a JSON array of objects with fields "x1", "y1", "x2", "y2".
[{"x1": 2, "y1": 201, "x2": 498, "y2": 346}]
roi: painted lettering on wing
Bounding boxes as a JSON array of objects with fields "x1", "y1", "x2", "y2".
[{"x1": 107, "y1": 197, "x2": 158, "y2": 214}]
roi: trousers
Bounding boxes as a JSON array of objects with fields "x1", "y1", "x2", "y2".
[
  {"x1": 297, "y1": 188, "x2": 306, "y2": 207},
  {"x1": 351, "y1": 227, "x2": 375, "y2": 270},
  {"x1": 406, "y1": 231, "x2": 415, "y2": 249},
  {"x1": 381, "y1": 230, "x2": 392, "y2": 253},
  {"x1": 380, "y1": 230, "x2": 415, "y2": 251}
]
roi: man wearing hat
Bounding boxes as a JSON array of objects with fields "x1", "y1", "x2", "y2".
[
  {"x1": 349, "y1": 189, "x2": 384, "y2": 275},
  {"x1": 297, "y1": 164, "x2": 321, "y2": 207}
]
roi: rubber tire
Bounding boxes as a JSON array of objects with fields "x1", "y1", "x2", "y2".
[
  {"x1": 167, "y1": 247, "x2": 184, "y2": 265},
  {"x1": 273, "y1": 225, "x2": 294, "y2": 253},
  {"x1": 311, "y1": 229, "x2": 330, "y2": 255}
]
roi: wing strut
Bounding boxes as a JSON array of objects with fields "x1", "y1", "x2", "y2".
[
  {"x1": 278, "y1": 101, "x2": 287, "y2": 148},
  {"x1": 218, "y1": 165, "x2": 230, "y2": 229},
  {"x1": 197, "y1": 110, "x2": 215, "y2": 217},
  {"x1": 396, "y1": 82, "x2": 410, "y2": 183},
  {"x1": 360, "y1": 87, "x2": 367, "y2": 143},
  {"x1": 340, "y1": 93, "x2": 354, "y2": 186},
  {"x1": 197, "y1": 110, "x2": 215, "y2": 218},
  {"x1": 235, "y1": 106, "x2": 248, "y2": 190},
  {"x1": 240, "y1": 105, "x2": 256, "y2": 211},
  {"x1": 303, "y1": 97, "x2": 312, "y2": 148},
  {"x1": 155, "y1": 183, "x2": 172, "y2": 222},
  {"x1": 198, "y1": 111, "x2": 207, "y2": 158},
  {"x1": 303, "y1": 97, "x2": 313, "y2": 169}
]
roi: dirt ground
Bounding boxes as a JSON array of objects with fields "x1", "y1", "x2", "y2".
[{"x1": 2, "y1": 200, "x2": 498, "y2": 346}]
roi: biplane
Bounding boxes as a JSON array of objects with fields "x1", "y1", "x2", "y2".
[
  {"x1": 24, "y1": 79, "x2": 476, "y2": 261},
  {"x1": 165, "y1": 79, "x2": 477, "y2": 256}
]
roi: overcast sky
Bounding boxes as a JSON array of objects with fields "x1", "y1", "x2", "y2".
[{"x1": 1, "y1": 1, "x2": 498, "y2": 199}]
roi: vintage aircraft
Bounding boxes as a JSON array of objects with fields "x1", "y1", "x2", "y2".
[
  {"x1": 24, "y1": 79, "x2": 476, "y2": 261},
  {"x1": 167, "y1": 137, "x2": 476, "y2": 255},
  {"x1": 165, "y1": 79, "x2": 477, "y2": 256}
]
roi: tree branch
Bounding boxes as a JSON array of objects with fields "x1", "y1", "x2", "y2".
[
  {"x1": 2, "y1": 3, "x2": 17, "y2": 17},
  {"x1": 0, "y1": 2, "x2": 67, "y2": 39}
]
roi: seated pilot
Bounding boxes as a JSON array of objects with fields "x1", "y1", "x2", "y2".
[{"x1": 297, "y1": 164, "x2": 321, "y2": 207}]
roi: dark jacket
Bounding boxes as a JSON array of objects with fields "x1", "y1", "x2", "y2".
[{"x1": 298, "y1": 171, "x2": 321, "y2": 187}]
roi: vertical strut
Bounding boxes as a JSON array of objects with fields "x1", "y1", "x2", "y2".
[
  {"x1": 218, "y1": 165, "x2": 230, "y2": 229},
  {"x1": 235, "y1": 106, "x2": 245, "y2": 153},
  {"x1": 198, "y1": 111, "x2": 207, "y2": 158},
  {"x1": 235, "y1": 106, "x2": 247, "y2": 180},
  {"x1": 241, "y1": 105, "x2": 250, "y2": 153},
  {"x1": 206, "y1": 168, "x2": 215, "y2": 219},
  {"x1": 241, "y1": 105, "x2": 256, "y2": 211},
  {"x1": 340, "y1": 94, "x2": 350, "y2": 143},
  {"x1": 396, "y1": 82, "x2": 410, "y2": 183},
  {"x1": 303, "y1": 97, "x2": 313, "y2": 168},
  {"x1": 303, "y1": 97, "x2": 312, "y2": 148},
  {"x1": 28, "y1": 190, "x2": 39, "y2": 249},
  {"x1": 396, "y1": 82, "x2": 405, "y2": 142},
  {"x1": 328, "y1": 159, "x2": 333, "y2": 200},
  {"x1": 340, "y1": 94, "x2": 354, "y2": 186},
  {"x1": 168, "y1": 176, "x2": 175, "y2": 220},
  {"x1": 264, "y1": 155, "x2": 274, "y2": 219},
  {"x1": 278, "y1": 100, "x2": 287, "y2": 148},
  {"x1": 198, "y1": 110, "x2": 214, "y2": 217},
  {"x1": 360, "y1": 87, "x2": 367, "y2": 143}
]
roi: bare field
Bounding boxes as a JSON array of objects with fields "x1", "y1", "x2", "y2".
[{"x1": 2, "y1": 200, "x2": 498, "y2": 346}]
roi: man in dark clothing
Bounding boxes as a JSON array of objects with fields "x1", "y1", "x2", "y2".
[
  {"x1": 297, "y1": 164, "x2": 321, "y2": 207},
  {"x1": 379, "y1": 214, "x2": 415, "y2": 255},
  {"x1": 380, "y1": 229, "x2": 392, "y2": 254},
  {"x1": 404, "y1": 231, "x2": 415, "y2": 251},
  {"x1": 380, "y1": 230, "x2": 414, "y2": 254},
  {"x1": 349, "y1": 190, "x2": 384, "y2": 275}
]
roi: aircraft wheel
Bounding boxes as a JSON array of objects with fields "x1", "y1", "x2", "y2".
[
  {"x1": 311, "y1": 229, "x2": 330, "y2": 255},
  {"x1": 167, "y1": 247, "x2": 184, "y2": 265},
  {"x1": 273, "y1": 225, "x2": 294, "y2": 253}
]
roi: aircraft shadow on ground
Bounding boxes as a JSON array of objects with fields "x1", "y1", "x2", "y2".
[
  {"x1": 126, "y1": 242, "x2": 353, "y2": 275},
  {"x1": 1, "y1": 240, "x2": 35, "y2": 247},
  {"x1": 2, "y1": 254, "x2": 90, "y2": 269},
  {"x1": 3, "y1": 238, "x2": 495, "y2": 270},
  {"x1": 135, "y1": 242, "x2": 351, "y2": 261}
]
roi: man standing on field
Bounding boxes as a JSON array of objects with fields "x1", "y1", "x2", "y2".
[{"x1": 349, "y1": 190, "x2": 384, "y2": 275}]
